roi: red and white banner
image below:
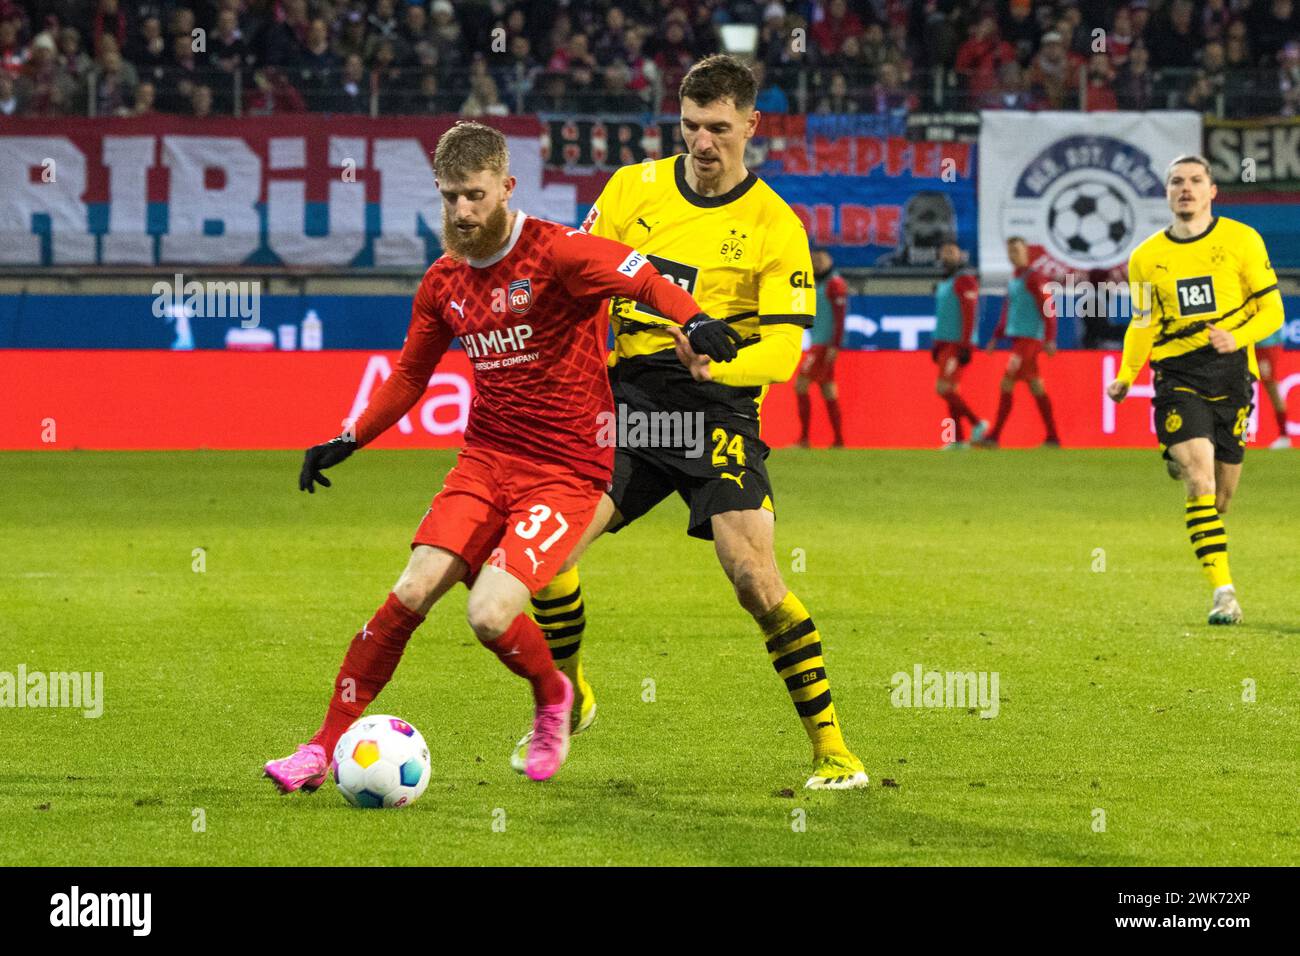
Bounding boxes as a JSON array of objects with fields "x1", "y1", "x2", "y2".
[{"x1": 3, "y1": 350, "x2": 1297, "y2": 450}]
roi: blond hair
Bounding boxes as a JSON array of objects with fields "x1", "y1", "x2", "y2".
[{"x1": 433, "y1": 121, "x2": 509, "y2": 182}]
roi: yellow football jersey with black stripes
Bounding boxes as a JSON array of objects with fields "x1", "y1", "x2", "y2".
[
  {"x1": 1119, "y1": 216, "x2": 1284, "y2": 384},
  {"x1": 583, "y1": 154, "x2": 815, "y2": 367}
]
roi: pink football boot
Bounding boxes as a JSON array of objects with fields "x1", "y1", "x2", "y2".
[
  {"x1": 525, "y1": 674, "x2": 574, "y2": 782},
  {"x1": 263, "y1": 743, "x2": 328, "y2": 793}
]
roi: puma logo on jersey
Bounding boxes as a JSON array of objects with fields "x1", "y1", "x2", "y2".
[
  {"x1": 524, "y1": 548, "x2": 544, "y2": 574},
  {"x1": 721, "y1": 472, "x2": 745, "y2": 488},
  {"x1": 636, "y1": 217, "x2": 656, "y2": 233},
  {"x1": 449, "y1": 300, "x2": 465, "y2": 319}
]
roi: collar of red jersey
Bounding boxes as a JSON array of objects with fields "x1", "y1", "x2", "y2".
[{"x1": 466, "y1": 210, "x2": 528, "y2": 269}]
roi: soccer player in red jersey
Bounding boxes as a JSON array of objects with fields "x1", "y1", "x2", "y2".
[
  {"x1": 795, "y1": 248, "x2": 849, "y2": 448},
  {"x1": 932, "y1": 239, "x2": 988, "y2": 448},
  {"x1": 977, "y1": 236, "x2": 1061, "y2": 448},
  {"x1": 263, "y1": 122, "x2": 740, "y2": 789}
]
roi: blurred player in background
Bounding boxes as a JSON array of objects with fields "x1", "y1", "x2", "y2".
[
  {"x1": 513, "y1": 56, "x2": 870, "y2": 790},
  {"x1": 263, "y1": 122, "x2": 741, "y2": 790},
  {"x1": 932, "y1": 239, "x2": 987, "y2": 448},
  {"x1": 1108, "y1": 155, "x2": 1284, "y2": 624},
  {"x1": 977, "y1": 236, "x2": 1060, "y2": 448},
  {"x1": 1256, "y1": 326, "x2": 1291, "y2": 449},
  {"x1": 795, "y1": 247, "x2": 848, "y2": 448}
]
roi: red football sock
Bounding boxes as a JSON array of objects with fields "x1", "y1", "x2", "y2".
[
  {"x1": 482, "y1": 614, "x2": 567, "y2": 705},
  {"x1": 310, "y1": 592, "x2": 425, "y2": 757},
  {"x1": 1275, "y1": 403, "x2": 1288, "y2": 437},
  {"x1": 1034, "y1": 392, "x2": 1060, "y2": 442},
  {"x1": 944, "y1": 396, "x2": 967, "y2": 440},
  {"x1": 989, "y1": 390, "x2": 1014, "y2": 440},
  {"x1": 826, "y1": 397, "x2": 844, "y2": 445},
  {"x1": 796, "y1": 393, "x2": 812, "y2": 441},
  {"x1": 947, "y1": 392, "x2": 980, "y2": 425}
]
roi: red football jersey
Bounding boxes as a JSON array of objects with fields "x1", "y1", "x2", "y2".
[{"x1": 352, "y1": 212, "x2": 703, "y2": 483}]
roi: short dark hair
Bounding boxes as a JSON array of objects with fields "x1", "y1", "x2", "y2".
[
  {"x1": 1165, "y1": 154, "x2": 1214, "y2": 184},
  {"x1": 433, "y1": 121, "x2": 509, "y2": 182},
  {"x1": 679, "y1": 54, "x2": 757, "y2": 112}
]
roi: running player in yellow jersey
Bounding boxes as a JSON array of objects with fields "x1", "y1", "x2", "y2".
[
  {"x1": 511, "y1": 55, "x2": 869, "y2": 790},
  {"x1": 1107, "y1": 155, "x2": 1284, "y2": 625}
]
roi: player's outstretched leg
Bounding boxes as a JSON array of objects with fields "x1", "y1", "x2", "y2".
[
  {"x1": 510, "y1": 566, "x2": 596, "y2": 772},
  {"x1": 468, "y1": 567, "x2": 574, "y2": 781},
  {"x1": 264, "y1": 592, "x2": 427, "y2": 793},
  {"x1": 713, "y1": 509, "x2": 868, "y2": 790},
  {"x1": 263, "y1": 545, "x2": 462, "y2": 794}
]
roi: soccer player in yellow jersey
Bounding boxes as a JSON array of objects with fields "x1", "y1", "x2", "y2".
[
  {"x1": 512, "y1": 55, "x2": 869, "y2": 789},
  {"x1": 1107, "y1": 155, "x2": 1284, "y2": 625}
]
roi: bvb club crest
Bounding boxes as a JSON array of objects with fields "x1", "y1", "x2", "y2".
[{"x1": 1165, "y1": 408, "x2": 1183, "y2": 434}]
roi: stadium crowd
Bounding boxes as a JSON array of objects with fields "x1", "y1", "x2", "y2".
[{"x1": 1, "y1": 0, "x2": 1299, "y2": 117}]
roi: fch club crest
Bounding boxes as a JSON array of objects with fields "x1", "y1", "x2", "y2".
[{"x1": 508, "y1": 278, "x2": 533, "y2": 314}]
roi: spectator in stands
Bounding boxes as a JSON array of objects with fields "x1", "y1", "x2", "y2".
[
  {"x1": 370, "y1": 37, "x2": 403, "y2": 91},
  {"x1": 1180, "y1": 70, "x2": 1216, "y2": 113},
  {"x1": 688, "y1": 2, "x2": 719, "y2": 58},
  {"x1": 460, "y1": 70, "x2": 507, "y2": 116},
  {"x1": 1107, "y1": 5, "x2": 1135, "y2": 66},
  {"x1": 1026, "y1": 30, "x2": 1081, "y2": 109},
  {"x1": 1129, "y1": 0, "x2": 1152, "y2": 47},
  {"x1": 368, "y1": 0, "x2": 399, "y2": 45},
  {"x1": 1251, "y1": 0, "x2": 1300, "y2": 68},
  {"x1": 18, "y1": 31, "x2": 75, "y2": 115},
  {"x1": 619, "y1": 26, "x2": 658, "y2": 98},
  {"x1": 210, "y1": 7, "x2": 249, "y2": 110},
  {"x1": 58, "y1": 26, "x2": 93, "y2": 87},
  {"x1": 189, "y1": 81, "x2": 212, "y2": 116},
  {"x1": 1, "y1": 8, "x2": 27, "y2": 77},
  {"x1": 858, "y1": 21, "x2": 891, "y2": 74},
  {"x1": 594, "y1": 5, "x2": 627, "y2": 65},
  {"x1": 980, "y1": 60, "x2": 1041, "y2": 110},
  {"x1": 125, "y1": 77, "x2": 154, "y2": 115},
  {"x1": 320, "y1": 52, "x2": 368, "y2": 113},
  {"x1": 495, "y1": 34, "x2": 539, "y2": 112},
  {"x1": 337, "y1": 10, "x2": 368, "y2": 62},
  {"x1": 815, "y1": 70, "x2": 859, "y2": 113},
  {"x1": 1083, "y1": 51, "x2": 1118, "y2": 111},
  {"x1": 593, "y1": 61, "x2": 644, "y2": 112},
  {"x1": 870, "y1": 60, "x2": 915, "y2": 113},
  {"x1": 162, "y1": 29, "x2": 201, "y2": 112},
  {"x1": 548, "y1": 30, "x2": 596, "y2": 74},
  {"x1": 1280, "y1": 42, "x2": 1300, "y2": 115},
  {"x1": 168, "y1": 6, "x2": 196, "y2": 46},
  {"x1": 653, "y1": 19, "x2": 694, "y2": 111},
  {"x1": 524, "y1": 69, "x2": 572, "y2": 112},
  {"x1": 399, "y1": 2, "x2": 429, "y2": 54},
  {"x1": 411, "y1": 68, "x2": 456, "y2": 113},
  {"x1": 1199, "y1": 41, "x2": 1228, "y2": 98},
  {"x1": 1146, "y1": 0, "x2": 1200, "y2": 70},
  {"x1": 264, "y1": 0, "x2": 310, "y2": 67},
  {"x1": 1200, "y1": 0, "x2": 1232, "y2": 44},
  {"x1": 752, "y1": 58, "x2": 788, "y2": 113},
  {"x1": 954, "y1": 12, "x2": 1017, "y2": 101},
  {"x1": 129, "y1": 15, "x2": 166, "y2": 81},
  {"x1": 1001, "y1": 1, "x2": 1039, "y2": 64},
  {"x1": 246, "y1": 65, "x2": 307, "y2": 113},
  {"x1": 430, "y1": 0, "x2": 462, "y2": 68},
  {"x1": 0, "y1": 69, "x2": 17, "y2": 113},
  {"x1": 91, "y1": 36, "x2": 136, "y2": 115},
  {"x1": 90, "y1": 0, "x2": 129, "y2": 56},
  {"x1": 811, "y1": 0, "x2": 865, "y2": 59},
  {"x1": 1114, "y1": 41, "x2": 1156, "y2": 109},
  {"x1": 298, "y1": 17, "x2": 339, "y2": 108}
]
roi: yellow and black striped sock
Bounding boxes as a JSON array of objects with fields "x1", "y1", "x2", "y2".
[
  {"x1": 759, "y1": 591, "x2": 847, "y2": 759},
  {"x1": 530, "y1": 566, "x2": 585, "y2": 684},
  {"x1": 1186, "y1": 494, "x2": 1232, "y2": 589}
]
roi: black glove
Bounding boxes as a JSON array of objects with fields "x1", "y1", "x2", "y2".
[
  {"x1": 299, "y1": 436, "x2": 356, "y2": 493},
  {"x1": 682, "y1": 313, "x2": 743, "y2": 362}
]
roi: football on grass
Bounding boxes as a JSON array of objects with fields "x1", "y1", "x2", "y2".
[{"x1": 332, "y1": 715, "x2": 431, "y2": 809}]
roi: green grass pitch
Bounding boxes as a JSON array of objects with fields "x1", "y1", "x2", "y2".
[{"x1": 1, "y1": 448, "x2": 1296, "y2": 866}]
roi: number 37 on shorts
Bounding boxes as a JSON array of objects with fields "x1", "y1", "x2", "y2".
[{"x1": 412, "y1": 446, "x2": 604, "y2": 593}]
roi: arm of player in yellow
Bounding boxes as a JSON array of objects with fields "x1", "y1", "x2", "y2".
[
  {"x1": 706, "y1": 321, "x2": 803, "y2": 386},
  {"x1": 1116, "y1": 254, "x2": 1155, "y2": 386},
  {"x1": 1225, "y1": 229, "x2": 1285, "y2": 349}
]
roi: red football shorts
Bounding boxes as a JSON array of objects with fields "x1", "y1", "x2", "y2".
[
  {"x1": 1257, "y1": 345, "x2": 1283, "y2": 382},
  {"x1": 412, "y1": 446, "x2": 604, "y2": 593},
  {"x1": 799, "y1": 345, "x2": 837, "y2": 383},
  {"x1": 1005, "y1": 337, "x2": 1044, "y2": 382},
  {"x1": 933, "y1": 342, "x2": 969, "y2": 383}
]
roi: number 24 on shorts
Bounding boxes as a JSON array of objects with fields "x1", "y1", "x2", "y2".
[{"x1": 712, "y1": 428, "x2": 747, "y2": 468}]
